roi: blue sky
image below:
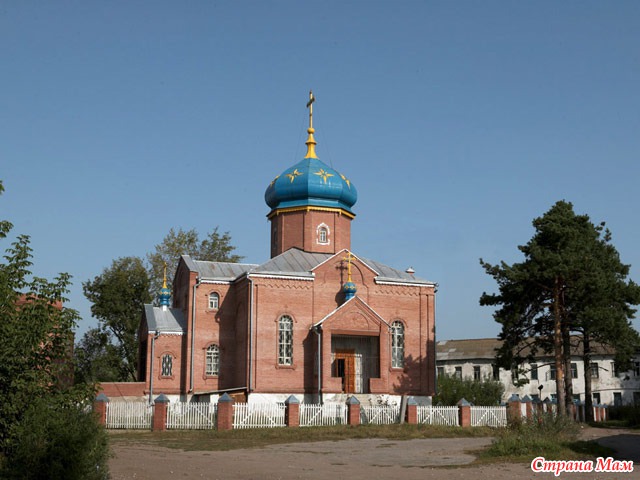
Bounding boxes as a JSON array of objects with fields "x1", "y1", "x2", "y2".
[{"x1": 2, "y1": 1, "x2": 639, "y2": 341}]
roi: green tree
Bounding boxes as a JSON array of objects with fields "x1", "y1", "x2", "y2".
[
  {"x1": 434, "y1": 374, "x2": 504, "y2": 406},
  {"x1": 74, "y1": 328, "x2": 123, "y2": 384},
  {"x1": 83, "y1": 256, "x2": 152, "y2": 381},
  {"x1": 0, "y1": 181, "x2": 108, "y2": 477},
  {"x1": 147, "y1": 226, "x2": 244, "y2": 294},
  {"x1": 480, "y1": 201, "x2": 640, "y2": 416}
]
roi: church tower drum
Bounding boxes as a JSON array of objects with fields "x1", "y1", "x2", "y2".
[{"x1": 264, "y1": 92, "x2": 357, "y2": 257}]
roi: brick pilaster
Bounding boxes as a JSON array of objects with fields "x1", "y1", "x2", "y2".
[
  {"x1": 457, "y1": 398, "x2": 471, "y2": 427},
  {"x1": 217, "y1": 392, "x2": 234, "y2": 431},
  {"x1": 406, "y1": 398, "x2": 418, "y2": 425},
  {"x1": 94, "y1": 393, "x2": 109, "y2": 426},
  {"x1": 152, "y1": 394, "x2": 170, "y2": 431},
  {"x1": 285, "y1": 395, "x2": 300, "y2": 427},
  {"x1": 347, "y1": 396, "x2": 360, "y2": 426}
]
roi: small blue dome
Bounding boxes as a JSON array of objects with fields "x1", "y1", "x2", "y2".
[
  {"x1": 265, "y1": 157, "x2": 357, "y2": 214},
  {"x1": 343, "y1": 280, "x2": 357, "y2": 300},
  {"x1": 159, "y1": 287, "x2": 171, "y2": 307}
]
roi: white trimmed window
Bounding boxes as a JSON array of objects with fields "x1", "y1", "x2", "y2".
[
  {"x1": 161, "y1": 354, "x2": 173, "y2": 377},
  {"x1": 206, "y1": 344, "x2": 220, "y2": 376},
  {"x1": 391, "y1": 320, "x2": 404, "y2": 368},
  {"x1": 278, "y1": 315, "x2": 293, "y2": 365},
  {"x1": 208, "y1": 292, "x2": 219, "y2": 309},
  {"x1": 317, "y1": 224, "x2": 329, "y2": 245}
]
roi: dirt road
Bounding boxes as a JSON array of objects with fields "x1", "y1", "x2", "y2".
[{"x1": 109, "y1": 427, "x2": 640, "y2": 480}]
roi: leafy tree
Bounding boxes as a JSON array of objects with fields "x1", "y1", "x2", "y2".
[
  {"x1": 147, "y1": 226, "x2": 244, "y2": 294},
  {"x1": 83, "y1": 256, "x2": 152, "y2": 381},
  {"x1": 434, "y1": 374, "x2": 504, "y2": 406},
  {"x1": 74, "y1": 328, "x2": 123, "y2": 383},
  {"x1": 480, "y1": 201, "x2": 640, "y2": 416},
  {"x1": 0, "y1": 180, "x2": 108, "y2": 477}
]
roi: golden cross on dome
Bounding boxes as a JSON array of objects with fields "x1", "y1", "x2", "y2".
[
  {"x1": 304, "y1": 90, "x2": 318, "y2": 159},
  {"x1": 162, "y1": 262, "x2": 168, "y2": 289},
  {"x1": 343, "y1": 251, "x2": 354, "y2": 283}
]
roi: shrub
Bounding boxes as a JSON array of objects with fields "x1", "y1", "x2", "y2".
[
  {"x1": 434, "y1": 374, "x2": 504, "y2": 406},
  {"x1": 1, "y1": 397, "x2": 110, "y2": 480},
  {"x1": 606, "y1": 405, "x2": 640, "y2": 427}
]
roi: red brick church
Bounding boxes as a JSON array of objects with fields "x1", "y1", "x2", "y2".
[{"x1": 137, "y1": 93, "x2": 437, "y2": 404}]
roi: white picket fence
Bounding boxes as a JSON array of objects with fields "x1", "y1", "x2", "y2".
[
  {"x1": 106, "y1": 402, "x2": 153, "y2": 429},
  {"x1": 360, "y1": 405, "x2": 400, "y2": 425},
  {"x1": 470, "y1": 406, "x2": 507, "y2": 427},
  {"x1": 233, "y1": 402, "x2": 286, "y2": 429},
  {"x1": 417, "y1": 406, "x2": 459, "y2": 426},
  {"x1": 167, "y1": 402, "x2": 218, "y2": 429},
  {"x1": 300, "y1": 403, "x2": 347, "y2": 427}
]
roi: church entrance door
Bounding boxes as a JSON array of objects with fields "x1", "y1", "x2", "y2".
[{"x1": 333, "y1": 349, "x2": 356, "y2": 393}]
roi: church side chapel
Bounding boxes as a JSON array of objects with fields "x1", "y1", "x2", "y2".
[{"x1": 138, "y1": 93, "x2": 437, "y2": 404}]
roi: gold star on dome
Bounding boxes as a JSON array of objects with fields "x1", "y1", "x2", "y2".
[
  {"x1": 314, "y1": 168, "x2": 334, "y2": 184},
  {"x1": 269, "y1": 175, "x2": 280, "y2": 187},
  {"x1": 340, "y1": 174, "x2": 351, "y2": 189},
  {"x1": 286, "y1": 169, "x2": 303, "y2": 183}
]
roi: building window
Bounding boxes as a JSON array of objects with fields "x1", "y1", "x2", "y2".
[
  {"x1": 208, "y1": 292, "x2": 220, "y2": 309},
  {"x1": 161, "y1": 354, "x2": 172, "y2": 377},
  {"x1": 278, "y1": 315, "x2": 293, "y2": 365},
  {"x1": 590, "y1": 362, "x2": 599, "y2": 379},
  {"x1": 634, "y1": 362, "x2": 640, "y2": 377},
  {"x1": 611, "y1": 362, "x2": 618, "y2": 377},
  {"x1": 572, "y1": 394, "x2": 581, "y2": 403},
  {"x1": 530, "y1": 363, "x2": 538, "y2": 380},
  {"x1": 437, "y1": 366, "x2": 444, "y2": 378},
  {"x1": 571, "y1": 363, "x2": 578, "y2": 379},
  {"x1": 549, "y1": 365, "x2": 556, "y2": 380},
  {"x1": 473, "y1": 366, "x2": 481, "y2": 381},
  {"x1": 511, "y1": 366, "x2": 519, "y2": 382},
  {"x1": 592, "y1": 393, "x2": 601, "y2": 405},
  {"x1": 454, "y1": 366, "x2": 462, "y2": 379},
  {"x1": 317, "y1": 224, "x2": 329, "y2": 245},
  {"x1": 391, "y1": 321, "x2": 404, "y2": 368},
  {"x1": 492, "y1": 364, "x2": 500, "y2": 380},
  {"x1": 205, "y1": 344, "x2": 220, "y2": 376},
  {"x1": 613, "y1": 392, "x2": 622, "y2": 406}
]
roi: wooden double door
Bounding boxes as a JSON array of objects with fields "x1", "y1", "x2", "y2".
[{"x1": 333, "y1": 349, "x2": 356, "y2": 393}]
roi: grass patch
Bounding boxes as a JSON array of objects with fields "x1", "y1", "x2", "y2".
[
  {"x1": 109, "y1": 424, "x2": 496, "y2": 452},
  {"x1": 478, "y1": 415, "x2": 614, "y2": 464}
]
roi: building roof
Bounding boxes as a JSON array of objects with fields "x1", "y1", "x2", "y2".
[
  {"x1": 143, "y1": 305, "x2": 187, "y2": 334},
  {"x1": 181, "y1": 249, "x2": 435, "y2": 286},
  {"x1": 437, "y1": 337, "x2": 618, "y2": 362}
]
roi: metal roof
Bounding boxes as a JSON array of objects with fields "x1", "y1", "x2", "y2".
[
  {"x1": 144, "y1": 305, "x2": 187, "y2": 334},
  {"x1": 437, "y1": 337, "x2": 618, "y2": 362},
  {"x1": 180, "y1": 249, "x2": 435, "y2": 286}
]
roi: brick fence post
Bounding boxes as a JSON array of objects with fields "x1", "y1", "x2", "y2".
[
  {"x1": 152, "y1": 394, "x2": 170, "y2": 431},
  {"x1": 94, "y1": 393, "x2": 109, "y2": 427},
  {"x1": 507, "y1": 394, "x2": 522, "y2": 423},
  {"x1": 347, "y1": 396, "x2": 360, "y2": 426},
  {"x1": 285, "y1": 395, "x2": 300, "y2": 427},
  {"x1": 522, "y1": 395, "x2": 533, "y2": 422},
  {"x1": 406, "y1": 398, "x2": 418, "y2": 425},
  {"x1": 457, "y1": 398, "x2": 471, "y2": 427},
  {"x1": 217, "y1": 392, "x2": 234, "y2": 430}
]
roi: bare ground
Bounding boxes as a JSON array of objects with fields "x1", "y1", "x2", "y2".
[{"x1": 109, "y1": 427, "x2": 640, "y2": 480}]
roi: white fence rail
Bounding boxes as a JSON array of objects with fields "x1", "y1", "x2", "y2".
[
  {"x1": 233, "y1": 403, "x2": 286, "y2": 429},
  {"x1": 106, "y1": 402, "x2": 153, "y2": 429},
  {"x1": 300, "y1": 403, "x2": 347, "y2": 427},
  {"x1": 417, "y1": 406, "x2": 459, "y2": 426},
  {"x1": 167, "y1": 402, "x2": 217, "y2": 429},
  {"x1": 360, "y1": 405, "x2": 400, "y2": 425},
  {"x1": 470, "y1": 406, "x2": 507, "y2": 427}
]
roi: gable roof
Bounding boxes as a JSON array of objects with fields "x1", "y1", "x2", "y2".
[
  {"x1": 312, "y1": 295, "x2": 390, "y2": 329},
  {"x1": 180, "y1": 249, "x2": 435, "y2": 286},
  {"x1": 143, "y1": 305, "x2": 187, "y2": 334}
]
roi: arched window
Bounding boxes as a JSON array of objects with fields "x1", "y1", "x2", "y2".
[
  {"x1": 317, "y1": 224, "x2": 329, "y2": 245},
  {"x1": 391, "y1": 321, "x2": 404, "y2": 368},
  {"x1": 161, "y1": 354, "x2": 173, "y2": 376},
  {"x1": 205, "y1": 344, "x2": 220, "y2": 376},
  {"x1": 208, "y1": 292, "x2": 219, "y2": 309},
  {"x1": 278, "y1": 315, "x2": 293, "y2": 365}
]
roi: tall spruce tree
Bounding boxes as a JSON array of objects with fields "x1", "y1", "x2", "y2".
[{"x1": 480, "y1": 201, "x2": 640, "y2": 416}]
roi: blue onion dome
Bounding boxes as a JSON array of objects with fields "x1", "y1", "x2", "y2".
[
  {"x1": 265, "y1": 91, "x2": 357, "y2": 215},
  {"x1": 343, "y1": 280, "x2": 357, "y2": 300}
]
